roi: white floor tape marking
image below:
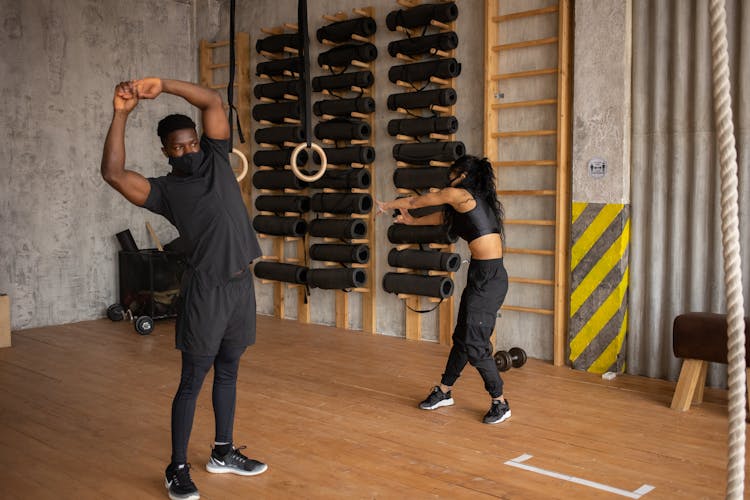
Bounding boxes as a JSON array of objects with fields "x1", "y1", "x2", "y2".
[{"x1": 504, "y1": 454, "x2": 655, "y2": 499}]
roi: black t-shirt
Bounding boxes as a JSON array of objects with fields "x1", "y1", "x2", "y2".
[{"x1": 143, "y1": 135, "x2": 261, "y2": 288}]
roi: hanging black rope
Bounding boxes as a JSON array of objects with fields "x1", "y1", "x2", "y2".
[
  {"x1": 227, "y1": 0, "x2": 244, "y2": 148},
  {"x1": 298, "y1": 0, "x2": 312, "y2": 148}
]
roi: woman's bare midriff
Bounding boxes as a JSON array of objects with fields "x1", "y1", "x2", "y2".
[{"x1": 467, "y1": 233, "x2": 503, "y2": 260}]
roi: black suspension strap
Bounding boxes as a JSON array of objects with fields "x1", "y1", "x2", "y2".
[{"x1": 227, "y1": 0, "x2": 244, "y2": 148}]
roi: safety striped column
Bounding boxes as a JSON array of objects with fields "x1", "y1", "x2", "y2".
[{"x1": 569, "y1": 203, "x2": 629, "y2": 373}]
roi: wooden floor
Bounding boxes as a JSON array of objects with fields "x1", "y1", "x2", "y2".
[{"x1": 0, "y1": 316, "x2": 747, "y2": 499}]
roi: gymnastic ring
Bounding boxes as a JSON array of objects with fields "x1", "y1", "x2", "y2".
[
  {"x1": 290, "y1": 142, "x2": 327, "y2": 182},
  {"x1": 231, "y1": 148, "x2": 249, "y2": 183}
]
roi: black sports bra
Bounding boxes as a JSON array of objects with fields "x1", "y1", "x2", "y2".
[{"x1": 449, "y1": 194, "x2": 501, "y2": 243}]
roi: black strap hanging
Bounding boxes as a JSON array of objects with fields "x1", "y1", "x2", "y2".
[
  {"x1": 298, "y1": 0, "x2": 312, "y2": 149},
  {"x1": 227, "y1": 0, "x2": 245, "y2": 147}
]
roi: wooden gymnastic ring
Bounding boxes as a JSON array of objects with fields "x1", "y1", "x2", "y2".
[
  {"x1": 290, "y1": 142, "x2": 327, "y2": 182},
  {"x1": 231, "y1": 148, "x2": 249, "y2": 183}
]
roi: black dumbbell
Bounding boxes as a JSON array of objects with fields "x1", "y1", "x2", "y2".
[
  {"x1": 134, "y1": 315, "x2": 154, "y2": 335},
  {"x1": 494, "y1": 347, "x2": 527, "y2": 372},
  {"x1": 106, "y1": 303, "x2": 153, "y2": 335},
  {"x1": 107, "y1": 303, "x2": 129, "y2": 321}
]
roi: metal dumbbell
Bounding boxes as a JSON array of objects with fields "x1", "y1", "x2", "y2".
[
  {"x1": 494, "y1": 347, "x2": 527, "y2": 372},
  {"x1": 106, "y1": 303, "x2": 154, "y2": 335}
]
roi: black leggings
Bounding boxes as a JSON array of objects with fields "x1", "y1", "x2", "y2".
[
  {"x1": 441, "y1": 258, "x2": 508, "y2": 398},
  {"x1": 171, "y1": 343, "x2": 246, "y2": 464}
]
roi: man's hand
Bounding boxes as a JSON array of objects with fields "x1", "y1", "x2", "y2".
[
  {"x1": 394, "y1": 208, "x2": 416, "y2": 225},
  {"x1": 113, "y1": 81, "x2": 138, "y2": 113},
  {"x1": 133, "y1": 77, "x2": 163, "y2": 99}
]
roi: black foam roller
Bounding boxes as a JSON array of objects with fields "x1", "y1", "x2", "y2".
[
  {"x1": 313, "y1": 146, "x2": 375, "y2": 165},
  {"x1": 316, "y1": 17, "x2": 377, "y2": 43},
  {"x1": 318, "y1": 43, "x2": 378, "y2": 67},
  {"x1": 388, "y1": 58, "x2": 462, "y2": 83},
  {"x1": 382, "y1": 272, "x2": 454, "y2": 298},
  {"x1": 387, "y1": 88, "x2": 457, "y2": 110},
  {"x1": 252, "y1": 101, "x2": 301, "y2": 124},
  {"x1": 312, "y1": 71, "x2": 373, "y2": 92},
  {"x1": 310, "y1": 244, "x2": 370, "y2": 264},
  {"x1": 255, "y1": 33, "x2": 301, "y2": 54},
  {"x1": 255, "y1": 195, "x2": 310, "y2": 213},
  {"x1": 388, "y1": 116, "x2": 458, "y2": 137},
  {"x1": 256, "y1": 57, "x2": 303, "y2": 77},
  {"x1": 253, "y1": 149, "x2": 308, "y2": 168},
  {"x1": 386, "y1": 2, "x2": 459, "y2": 30},
  {"x1": 116, "y1": 230, "x2": 139, "y2": 252},
  {"x1": 308, "y1": 218, "x2": 367, "y2": 239},
  {"x1": 387, "y1": 223, "x2": 457, "y2": 244},
  {"x1": 254, "y1": 80, "x2": 303, "y2": 100},
  {"x1": 387, "y1": 31, "x2": 459, "y2": 57},
  {"x1": 255, "y1": 125, "x2": 304, "y2": 145},
  {"x1": 314, "y1": 120, "x2": 371, "y2": 141},
  {"x1": 314, "y1": 97, "x2": 375, "y2": 117},
  {"x1": 252, "y1": 215, "x2": 307, "y2": 237},
  {"x1": 252, "y1": 170, "x2": 308, "y2": 190},
  {"x1": 307, "y1": 268, "x2": 367, "y2": 290},
  {"x1": 253, "y1": 262, "x2": 308, "y2": 284},
  {"x1": 311, "y1": 193, "x2": 373, "y2": 214},
  {"x1": 392, "y1": 142, "x2": 465, "y2": 165},
  {"x1": 393, "y1": 167, "x2": 450, "y2": 189},
  {"x1": 310, "y1": 168, "x2": 371, "y2": 189},
  {"x1": 387, "y1": 249, "x2": 460, "y2": 272}
]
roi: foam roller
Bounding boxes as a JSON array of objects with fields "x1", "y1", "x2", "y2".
[
  {"x1": 252, "y1": 101, "x2": 301, "y2": 124},
  {"x1": 254, "y1": 80, "x2": 302, "y2": 100},
  {"x1": 314, "y1": 120, "x2": 371, "y2": 141},
  {"x1": 387, "y1": 223, "x2": 457, "y2": 244},
  {"x1": 310, "y1": 168, "x2": 371, "y2": 189},
  {"x1": 382, "y1": 273, "x2": 454, "y2": 299},
  {"x1": 318, "y1": 43, "x2": 378, "y2": 67},
  {"x1": 393, "y1": 167, "x2": 450, "y2": 189},
  {"x1": 256, "y1": 57, "x2": 303, "y2": 77},
  {"x1": 388, "y1": 249, "x2": 460, "y2": 272},
  {"x1": 314, "y1": 97, "x2": 375, "y2": 117},
  {"x1": 316, "y1": 17, "x2": 377, "y2": 43},
  {"x1": 255, "y1": 125, "x2": 304, "y2": 145},
  {"x1": 253, "y1": 262, "x2": 307, "y2": 284},
  {"x1": 252, "y1": 170, "x2": 308, "y2": 190},
  {"x1": 387, "y1": 88, "x2": 457, "y2": 110},
  {"x1": 253, "y1": 149, "x2": 307, "y2": 168},
  {"x1": 307, "y1": 268, "x2": 367, "y2": 290},
  {"x1": 308, "y1": 218, "x2": 367, "y2": 239},
  {"x1": 311, "y1": 193, "x2": 373, "y2": 214},
  {"x1": 312, "y1": 71, "x2": 373, "y2": 92},
  {"x1": 310, "y1": 244, "x2": 370, "y2": 264},
  {"x1": 387, "y1": 31, "x2": 459, "y2": 57},
  {"x1": 255, "y1": 195, "x2": 310, "y2": 213},
  {"x1": 388, "y1": 58, "x2": 462, "y2": 84},
  {"x1": 386, "y1": 2, "x2": 459, "y2": 31},
  {"x1": 252, "y1": 215, "x2": 307, "y2": 237},
  {"x1": 406, "y1": 205, "x2": 448, "y2": 219},
  {"x1": 255, "y1": 33, "x2": 301, "y2": 54},
  {"x1": 313, "y1": 146, "x2": 375, "y2": 165},
  {"x1": 388, "y1": 116, "x2": 458, "y2": 137},
  {"x1": 393, "y1": 142, "x2": 465, "y2": 165}
]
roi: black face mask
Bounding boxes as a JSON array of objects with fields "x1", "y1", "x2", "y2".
[{"x1": 169, "y1": 150, "x2": 204, "y2": 175}]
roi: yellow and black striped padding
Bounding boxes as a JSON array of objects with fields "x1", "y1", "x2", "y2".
[{"x1": 569, "y1": 202, "x2": 630, "y2": 373}]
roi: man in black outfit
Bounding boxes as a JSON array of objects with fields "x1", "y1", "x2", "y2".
[{"x1": 101, "y1": 77, "x2": 265, "y2": 500}]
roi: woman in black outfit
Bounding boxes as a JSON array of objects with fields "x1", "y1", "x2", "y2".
[{"x1": 377, "y1": 155, "x2": 510, "y2": 424}]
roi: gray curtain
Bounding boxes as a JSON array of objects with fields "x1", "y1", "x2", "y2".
[{"x1": 630, "y1": 0, "x2": 749, "y2": 386}]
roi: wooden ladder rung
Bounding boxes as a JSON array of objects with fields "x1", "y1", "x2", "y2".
[
  {"x1": 206, "y1": 40, "x2": 230, "y2": 49},
  {"x1": 505, "y1": 247, "x2": 555, "y2": 256},
  {"x1": 505, "y1": 219, "x2": 555, "y2": 226},
  {"x1": 492, "y1": 98, "x2": 557, "y2": 110},
  {"x1": 209, "y1": 83, "x2": 239, "y2": 90},
  {"x1": 501, "y1": 305, "x2": 554, "y2": 316},
  {"x1": 493, "y1": 129, "x2": 557, "y2": 138},
  {"x1": 492, "y1": 68, "x2": 558, "y2": 81},
  {"x1": 509, "y1": 277, "x2": 555, "y2": 286},
  {"x1": 492, "y1": 37, "x2": 558, "y2": 52},
  {"x1": 497, "y1": 189, "x2": 556, "y2": 196},
  {"x1": 208, "y1": 62, "x2": 231, "y2": 70},
  {"x1": 493, "y1": 160, "x2": 556, "y2": 167},
  {"x1": 492, "y1": 5, "x2": 559, "y2": 23}
]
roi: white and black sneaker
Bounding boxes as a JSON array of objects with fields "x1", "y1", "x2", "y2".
[
  {"x1": 206, "y1": 445, "x2": 268, "y2": 476},
  {"x1": 483, "y1": 399, "x2": 511, "y2": 424},
  {"x1": 419, "y1": 386, "x2": 455, "y2": 410},
  {"x1": 165, "y1": 463, "x2": 199, "y2": 500}
]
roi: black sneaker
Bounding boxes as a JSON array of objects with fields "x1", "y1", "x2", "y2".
[
  {"x1": 483, "y1": 399, "x2": 511, "y2": 424},
  {"x1": 206, "y1": 445, "x2": 268, "y2": 476},
  {"x1": 165, "y1": 463, "x2": 199, "y2": 500},
  {"x1": 419, "y1": 386, "x2": 455, "y2": 410}
]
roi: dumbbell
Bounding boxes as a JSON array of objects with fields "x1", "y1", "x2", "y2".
[
  {"x1": 106, "y1": 303, "x2": 154, "y2": 335},
  {"x1": 494, "y1": 347, "x2": 527, "y2": 372}
]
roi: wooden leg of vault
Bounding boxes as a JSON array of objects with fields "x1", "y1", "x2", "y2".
[{"x1": 670, "y1": 359, "x2": 707, "y2": 411}]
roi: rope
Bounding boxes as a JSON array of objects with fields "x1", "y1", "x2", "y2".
[
  {"x1": 226, "y1": 0, "x2": 244, "y2": 147},
  {"x1": 708, "y1": 1, "x2": 746, "y2": 498}
]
